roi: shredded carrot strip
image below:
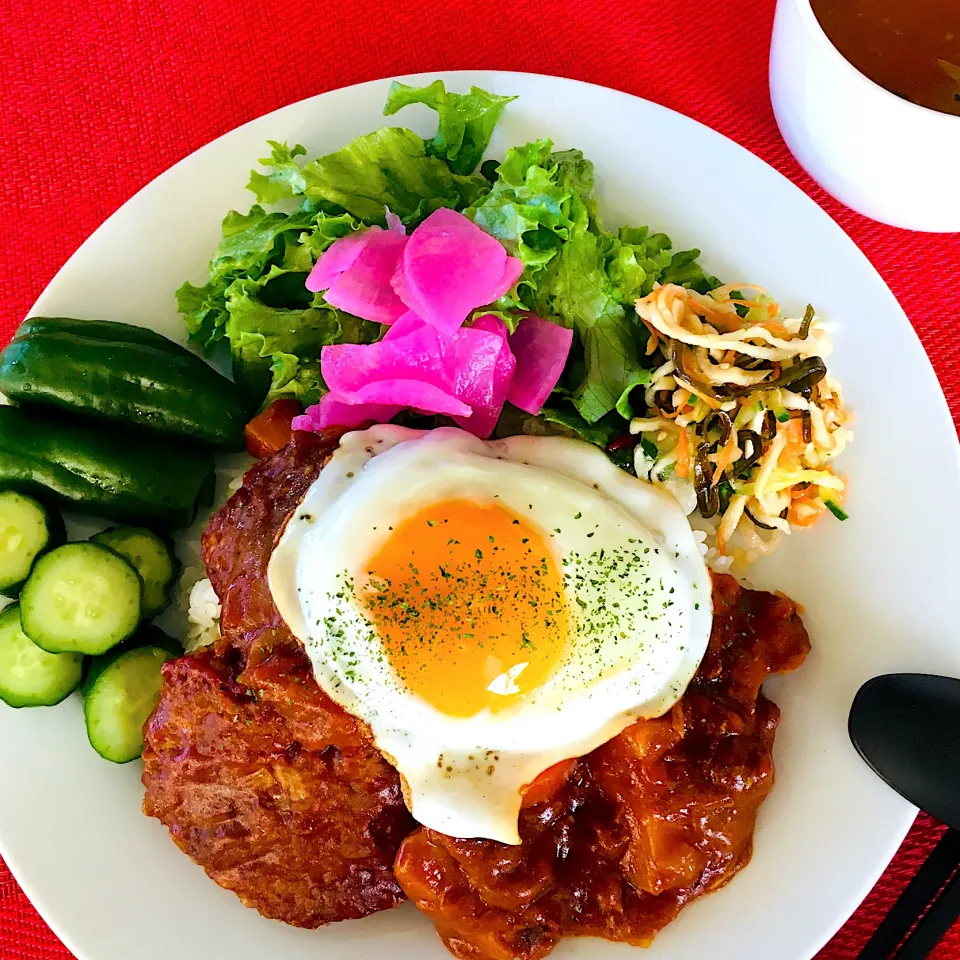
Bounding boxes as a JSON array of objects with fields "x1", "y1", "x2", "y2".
[
  {"x1": 759, "y1": 320, "x2": 792, "y2": 338},
  {"x1": 712, "y1": 283, "x2": 765, "y2": 297},
  {"x1": 780, "y1": 418, "x2": 804, "y2": 446},
  {"x1": 675, "y1": 428, "x2": 690, "y2": 478},
  {"x1": 788, "y1": 497, "x2": 825, "y2": 527},
  {"x1": 703, "y1": 312, "x2": 746, "y2": 334},
  {"x1": 716, "y1": 524, "x2": 727, "y2": 555},
  {"x1": 686, "y1": 298, "x2": 738, "y2": 327},
  {"x1": 712, "y1": 432, "x2": 738, "y2": 485}
]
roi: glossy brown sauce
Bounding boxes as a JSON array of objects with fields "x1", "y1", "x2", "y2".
[
  {"x1": 146, "y1": 434, "x2": 811, "y2": 956},
  {"x1": 395, "y1": 574, "x2": 811, "y2": 959},
  {"x1": 811, "y1": 0, "x2": 960, "y2": 116}
]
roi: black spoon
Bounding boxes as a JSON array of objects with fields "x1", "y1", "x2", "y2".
[{"x1": 849, "y1": 673, "x2": 960, "y2": 959}]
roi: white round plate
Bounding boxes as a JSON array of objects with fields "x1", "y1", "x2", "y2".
[{"x1": 1, "y1": 70, "x2": 958, "y2": 960}]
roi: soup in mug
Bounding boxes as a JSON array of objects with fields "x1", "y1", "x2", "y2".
[{"x1": 811, "y1": 0, "x2": 960, "y2": 117}]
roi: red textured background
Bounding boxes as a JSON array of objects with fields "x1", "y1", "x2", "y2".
[{"x1": 1, "y1": 0, "x2": 959, "y2": 957}]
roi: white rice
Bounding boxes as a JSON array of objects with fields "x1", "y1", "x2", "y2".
[
  {"x1": 181, "y1": 574, "x2": 221, "y2": 652},
  {"x1": 226, "y1": 471, "x2": 246, "y2": 496},
  {"x1": 171, "y1": 455, "x2": 249, "y2": 652}
]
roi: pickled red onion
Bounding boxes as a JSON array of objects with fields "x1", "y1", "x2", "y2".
[{"x1": 506, "y1": 315, "x2": 574, "y2": 415}]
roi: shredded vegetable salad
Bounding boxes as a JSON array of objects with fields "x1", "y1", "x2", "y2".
[{"x1": 630, "y1": 283, "x2": 852, "y2": 565}]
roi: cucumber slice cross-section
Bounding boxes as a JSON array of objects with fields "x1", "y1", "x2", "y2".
[
  {"x1": 0, "y1": 490, "x2": 64, "y2": 595},
  {"x1": 0, "y1": 604, "x2": 83, "y2": 707},
  {"x1": 83, "y1": 644, "x2": 175, "y2": 763},
  {"x1": 92, "y1": 526, "x2": 178, "y2": 618},
  {"x1": 20, "y1": 543, "x2": 142, "y2": 656}
]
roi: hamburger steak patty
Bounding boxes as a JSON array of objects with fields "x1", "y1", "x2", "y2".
[
  {"x1": 203, "y1": 427, "x2": 347, "y2": 668},
  {"x1": 141, "y1": 427, "x2": 810, "y2": 953},
  {"x1": 142, "y1": 429, "x2": 416, "y2": 926}
]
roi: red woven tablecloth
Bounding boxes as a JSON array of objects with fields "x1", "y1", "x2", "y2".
[{"x1": 2, "y1": 0, "x2": 960, "y2": 957}]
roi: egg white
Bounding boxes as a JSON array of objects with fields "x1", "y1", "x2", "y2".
[{"x1": 269, "y1": 426, "x2": 711, "y2": 843}]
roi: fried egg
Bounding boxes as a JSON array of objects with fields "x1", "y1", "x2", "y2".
[{"x1": 269, "y1": 426, "x2": 711, "y2": 843}]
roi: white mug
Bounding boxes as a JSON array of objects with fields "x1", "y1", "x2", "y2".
[{"x1": 769, "y1": 0, "x2": 960, "y2": 232}]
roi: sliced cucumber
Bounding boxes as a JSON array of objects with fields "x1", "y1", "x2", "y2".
[
  {"x1": 20, "y1": 543, "x2": 142, "y2": 656},
  {"x1": 0, "y1": 604, "x2": 82, "y2": 707},
  {"x1": 0, "y1": 491, "x2": 64, "y2": 595},
  {"x1": 91, "y1": 526, "x2": 178, "y2": 618},
  {"x1": 83, "y1": 644, "x2": 176, "y2": 763},
  {"x1": 825, "y1": 499, "x2": 849, "y2": 521}
]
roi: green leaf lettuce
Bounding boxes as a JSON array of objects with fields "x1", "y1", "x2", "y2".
[
  {"x1": 468, "y1": 140, "x2": 718, "y2": 424},
  {"x1": 383, "y1": 79, "x2": 515, "y2": 176},
  {"x1": 179, "y1": 80, "x2": 719, "y2": 433}
]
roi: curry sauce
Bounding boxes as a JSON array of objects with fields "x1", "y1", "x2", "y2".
[{"x1": 811, "y1": 0, "x2": 960, "y2": 117}]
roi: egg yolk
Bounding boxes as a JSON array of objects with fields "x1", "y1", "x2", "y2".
[{"x1": 357, "y1": 499, "x2": 570, "y2": 717}]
